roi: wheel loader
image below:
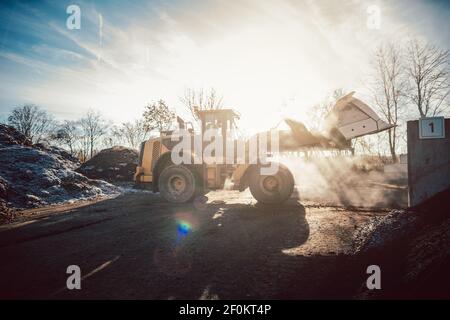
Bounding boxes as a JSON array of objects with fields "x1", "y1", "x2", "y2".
[{"x1": 134, "y1": 92, "x2": 393, "y2": 204}]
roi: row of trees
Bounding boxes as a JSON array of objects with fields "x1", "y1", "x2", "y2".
[
  {"x1": 3, "y1": 88, "x2": 223, "y2": 162},
  {"x1": 368, "y1": 39, "x2": 449, "y2": 162},
  {"x1": 5, "y1": 101, "x2": 174, "y2": 161}
]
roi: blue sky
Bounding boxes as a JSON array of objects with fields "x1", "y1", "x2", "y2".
[{"x1": 0, "y1": 0, "x2": 449, "y2": 131}]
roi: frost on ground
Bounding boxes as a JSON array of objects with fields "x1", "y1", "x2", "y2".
[
  {"x1": 0, "y1": 124, "x2": 119, "y2": 223},
  {"x1": 114, "y1": 182, "x2": 152, "y2": 194}
]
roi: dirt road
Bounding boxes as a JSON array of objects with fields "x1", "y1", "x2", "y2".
[{"x1": 0, "y1": 189, "x2": 391, "y2": 299}]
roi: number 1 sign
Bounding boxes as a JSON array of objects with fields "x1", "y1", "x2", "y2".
[{"x1": 419, "y1": 117, "x2": 445, "y2": 139}]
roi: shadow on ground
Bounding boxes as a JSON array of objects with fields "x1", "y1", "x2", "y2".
[{"x1": 0, "y1": 191, "x2": 364, "y2": 299}]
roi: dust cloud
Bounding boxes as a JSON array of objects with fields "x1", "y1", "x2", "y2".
[{"x1": 278, "y1": 154, "x2": 408, "y2": 209}]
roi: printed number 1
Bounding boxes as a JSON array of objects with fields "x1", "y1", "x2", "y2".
[{"x1": 429, "y1": 122, "x2": 434, "y2": 133}]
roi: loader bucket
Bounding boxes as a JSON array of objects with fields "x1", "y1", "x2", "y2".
[{"x1": 324, "y1": 92, "x2": 394, "y2": 140}]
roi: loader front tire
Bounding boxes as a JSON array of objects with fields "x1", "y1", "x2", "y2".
[
  {"x1": 249, "y1": 163, "x2": 294, "y2": 204},
  {"x1": 159, "y1": 165, "x2": 197, "y2": 203}
]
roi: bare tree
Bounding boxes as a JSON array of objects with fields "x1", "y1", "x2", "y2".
[
  {"x1": 353, "y1": 132, "x2": 387, "y2": 160},
  {"x1": 406, "y1": 39, "x2": 450, "y2": 117},
  {"x1": 51, "y1": 120, "x2": 80, "y2": 155},
  {"x1": 112, "y1": 119, "x2": 151, "y2": 149},
  {"x1": 180, "y1": 88, "x2": 223, "y2": 120},
  {"x1": 79, "y1": 136, "x2": 91, "y2": 162},
  {"x1": 7, "y1": 104, "x2": 54, "y2": 143},
  {"x1": 370, "y1": 44, "x2": 407, "y2": 162},
  {"x1": 102, "y1": 136, "x2": 116, "y2": 149},
  {"x1": 79, "y1": 110, "x2": 108, "y2": 159},
  {"x1": 143, "y1": 100, "x2": 175, "y2": 133}
]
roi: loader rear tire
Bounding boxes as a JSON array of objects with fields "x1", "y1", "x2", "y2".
[
  {"x1": 249, "y1": 163, "x2": 294, "y2": 204},
  {"x1": 159, "y1": 165, "x2": 197, "y2": 203}
]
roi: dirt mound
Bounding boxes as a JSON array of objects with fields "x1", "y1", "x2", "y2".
[
  {"x1": 354, "y1": 188, "x2": 450, "y2": 299},
  {"x1": 0, "y1": 124, "x2": 32, "y2": 147},
  {"x1": 0, "y1": 124, "x2": 119, "y2": 223},
  {"x1": 77, "y1": 146, "x2": 138, "y2": 182}
]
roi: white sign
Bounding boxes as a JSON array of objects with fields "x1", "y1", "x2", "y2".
[{"x1": 419, "y1": 117, "x2": 445, "y2": 139}]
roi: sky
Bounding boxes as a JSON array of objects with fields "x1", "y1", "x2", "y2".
[{"x1": 0, "y1": 0, "x2": 449, "y2": 133}]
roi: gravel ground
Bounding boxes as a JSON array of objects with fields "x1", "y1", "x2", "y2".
[{"x1": 0, "y1": 189, "x2": 387, "y2": 299}]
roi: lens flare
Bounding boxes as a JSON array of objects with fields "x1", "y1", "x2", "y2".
[
  {"x1": 174, "y1": 212, "x2": 198, "y2": 245},
  {"x1": 177, "y1": 220, "x2": 192, "y2": 235}
]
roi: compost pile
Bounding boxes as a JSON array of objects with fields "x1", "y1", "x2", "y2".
[
  {"x1": 353, "y1": 188, "x2": 450, "y2": 299},
  {"x1": 77, "y1": 146, "x2": 138, "y2": 182},
  {"x1": 0, "y1": 124, "x2": 119, "y2": 223}
]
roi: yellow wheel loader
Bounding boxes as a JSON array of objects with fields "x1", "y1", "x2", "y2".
[{"x1": 134, "y1": 92, "x2": 393, "y2": 204}]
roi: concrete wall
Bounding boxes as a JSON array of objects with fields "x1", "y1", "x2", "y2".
[{"x1": 407, "y1": 119, "x2": 450, "y2": 207}]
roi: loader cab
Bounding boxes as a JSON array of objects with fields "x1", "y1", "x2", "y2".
[
  {"x1": 196, "y1": 108, "x2": 240, "y2": 140},
  {"x1": 194, "y1": 109, "x2": 240, "y2": 190}
]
